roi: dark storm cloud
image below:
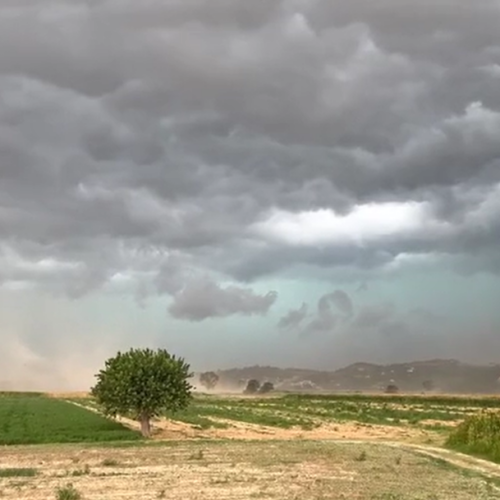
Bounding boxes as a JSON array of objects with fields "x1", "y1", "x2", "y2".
[
  {"x1": 168, "y1": 278, "x2": 277, "y2": 321},
  {"x1": 0, "y1": 0, "x2": 499, "y2": 299}
]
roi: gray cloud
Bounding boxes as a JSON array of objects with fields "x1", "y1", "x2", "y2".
[
  {"x1": 278, "y1": 302, "x2": 308, "y2": 329},
  {"x1": 0, "y1": 0, "x2": 499, "y2": 296},
  {"x1": 0, "y1": 0, "x2": 500, "y2": 384},
  {"x1": 286, "y1": 294, "x2": 450, "y2": 365},
  {"x1": 352, "y1": 303, "x2": 395, "y2": 330},
  {"x1": 323, "y1": 290, "x2": 354, "y2": 317},
  {"x1": 168, "y1": 278, "x2": 277, "y2": 321},
  {"x1": 295, "y1": 290, "x2": 354, "y2": 335}
]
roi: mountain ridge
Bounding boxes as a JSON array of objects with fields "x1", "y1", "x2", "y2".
[{"x1": 209, "y1": 359, "x2": 500, "y2": 394}]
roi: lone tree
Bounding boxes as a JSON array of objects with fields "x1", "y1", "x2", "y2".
[
  {"x1": 259, "y1": 382, "x2": 274, "y2": 394},
  {"x1": 243, "y1": 379, "x2": 260, "y2": 394},
  {"x1": 91, "y1": 348, "x2": 192, "y2": 437},
  {"x1": 199, "y1": 371, "x2": 219, "y2": 391},
  {"x1": 385, "y1": 384, "x2": 399, "y2": 394}
]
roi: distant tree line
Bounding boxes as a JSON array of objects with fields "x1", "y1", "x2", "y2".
[{"x1": 243, "y1": 379, "x2": 274, "y2": 394}]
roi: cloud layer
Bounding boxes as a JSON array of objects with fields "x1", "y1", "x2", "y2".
[
  {"x1": 1, "y1": 0, "x2": 500, "y2": 385},
  {"x1": 2, "y1": 0, "x2": 500, "y2": 294}
]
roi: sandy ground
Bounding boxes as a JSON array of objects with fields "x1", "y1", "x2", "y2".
[
  {"x1": 1, "y1": 440, "x2": 500, "y2": 499},
  {"x1": 149, "y1": 417, "x2": 440, "y2": 444}
]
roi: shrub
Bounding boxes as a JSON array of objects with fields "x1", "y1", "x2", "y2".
[
  {"x1": 243, "y1": 379, "x2": 260, "y2": 394},
  {"x1": 199, "y1": 372, "x2": 219, "y2": 390},
  {"x1": 101, "y1": 458, "x2": 119, "y2": 467},
  {"x1": 56, "y1": 483, "x2": 81, "y2": 500},
  {"x1": 446, "y1": 411, "x2": 500, "y2": 462},
  {"x1": 259, "y1": 382, "x2": 274, "y2": 394},
  {"x1": 0, "y1": 468, "x2": 37, "y2": 477},
  {"x1": 384, "y1": 385, "x2": 399, "y2": 394}
]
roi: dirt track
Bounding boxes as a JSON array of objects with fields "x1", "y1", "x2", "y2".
[
  {"x1": 2, "y1": 439, "x2": 500, "y2": 499},
  {"x1": 65, "y1": 399, "x2": 500, "y2": 485}
]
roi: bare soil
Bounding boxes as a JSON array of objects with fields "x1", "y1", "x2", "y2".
[
  {"x1": 1, "y1": 440, "x2": 499, "y2": 499},
  {"x1": 148, "y1": 417, "x2": 441, "y2": 444}
]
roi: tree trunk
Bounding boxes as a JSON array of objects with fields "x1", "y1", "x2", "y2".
[{"x1": 140, "y1": 414, "x2": 151, "y2": 437}]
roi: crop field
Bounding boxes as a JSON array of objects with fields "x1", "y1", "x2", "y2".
[
  {"x1": 0, "y1": 393, "x2": 140, "y2": 445},
  {"x1": 71, "y1": 392, "x2": 500, "y2": 438},
  {"x1": 2, "y1": 392, "x2": 500, "y2": 499}
]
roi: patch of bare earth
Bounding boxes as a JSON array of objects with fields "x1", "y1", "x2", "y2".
[
  {"x1": 45, "y1": 392, "x2": 90, "y2": 399},
  {"x1": 102, "y1": 413, "x2": 440, "y2": 444},
  {"x1": 168, "y1": 419, "x2": 438, "y2": 444},
  {"x1": 67, "y1": 399, "x2": 440, "y2": 444},
  {"x1": 1, "y1": 441, "x2": 499, "y2": 499}
]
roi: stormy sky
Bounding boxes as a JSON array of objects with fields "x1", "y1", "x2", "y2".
[{"x1": 1, "y1": 0, "x2": 500, "y2": 390}]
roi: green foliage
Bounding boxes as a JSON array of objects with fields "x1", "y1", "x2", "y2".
[
  {"x1": 0, "y1": 468, "x2": 37, "y2": 477},
  {"x1": 243, "y1": 379, "x2": 260, "y2": 394},
  {"x1": 91, "y1": 348, "x2": 193, "y2": 436},
  {"x1": 199, "y1": 371, "x2": 219, "y2": 390},
  {"x1": 163, "y1": 408, "x2": 229, "y2": 429},
  {"x1": 0, "y1": 395, "x2": 139, "y2": 445},
  {"x1": 67, "y1": 391, "x2": 500, "y2": 437},
  {"x1": 101, "y1": 458, "x2": 119, "y2": 467},
  {"x1": 446, "y1": 411, "x2": 500, "y2": 463},
  {"x1": 164, "y1": 396, "x2": 318, "y2": 429},
  {"x1": 164, "y1": 392, "x2": 489, "y2": 430},
  {"x1": 0, "y1": 391, "x2": 44, "y2": 397},
  {"x1": 384, "y1": 384, "x2": 399, "y2": 394},
  {"x1": 259, "y1": 382, "x2": 274, "y2": 394},
  {"x1": 55, "y1": 483, "x2": 81, "y2": 500},
  {"x1": 287, "y1": 393, "x2": 500, "y2": 408}
]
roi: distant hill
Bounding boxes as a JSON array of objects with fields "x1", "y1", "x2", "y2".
[{"x1": 207, "y1": 359, "x2": 500, "y2": 394}]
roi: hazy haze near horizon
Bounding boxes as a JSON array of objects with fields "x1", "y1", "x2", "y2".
[{"x1": 1, "y1": 0, "x2": 500, "y2": 390}]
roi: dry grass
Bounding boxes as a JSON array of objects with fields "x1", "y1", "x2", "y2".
[{"x1": 0, "y1": 441, "x2": 499, "y2": 499}]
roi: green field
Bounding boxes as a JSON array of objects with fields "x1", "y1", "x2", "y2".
[
  {"x1": 3, "y1": 391, "x2": 500, "y2": 458},
  {"x1": 158, "y1": 393, "x2": 500, "y2": 431},
  {"x1": 66, "y1": 392, "x2": 500, "y2": 433},
  {"x1": 0, "y1": 394, "x2": 141, "y2": 445}
]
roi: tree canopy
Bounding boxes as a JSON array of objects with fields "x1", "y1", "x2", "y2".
[
  {"x1": 243, "y1": 379, "x2": 260, "y2": 394},
  {"x1": 91, "y1": 348, "x2": 192, "y2": 437},
  {"x1": 199, "y1": 371, "x2": 219, "y2": 390},
  {"x1": 259, "y1": 381, "x2": 274, "y2": 394}
]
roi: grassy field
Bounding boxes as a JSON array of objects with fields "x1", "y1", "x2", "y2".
[
  {"x1": 1, "y1": 392, "x2": 500, "y2": 498},
  {"x1": 69, "y1": 392, "x2": 500, "y2": 433},
  {"x1": 0, "y1": 394, "x2": 140, "y2": 445}
]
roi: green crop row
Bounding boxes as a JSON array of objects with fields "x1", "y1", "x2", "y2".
[
  {"x1": 0, "y1": 395, "x2": 141, "y2": 445},
  {"x1": 446, "y1": 411, "x2": 500, "y2": 463}
]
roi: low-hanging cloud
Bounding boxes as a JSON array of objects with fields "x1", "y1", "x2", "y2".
[
  {"x1": 282, "y1": 290, "x2": 355, "y2": 336},
  {"x1": 278, "y1": 302, "x2": 308, "y2": 329},
  {"x1": 168, "y1": 279, "x2": 278, "y2": 321}
]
